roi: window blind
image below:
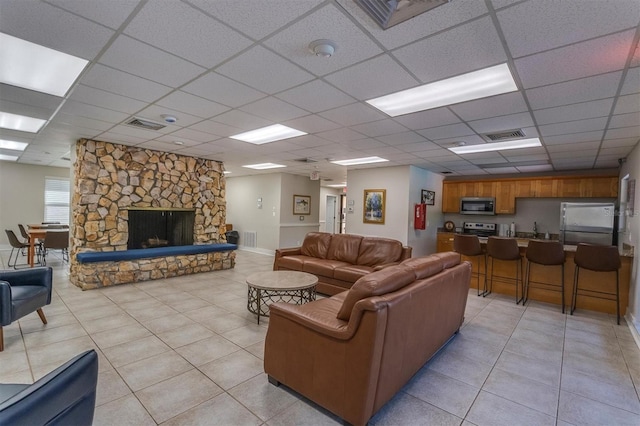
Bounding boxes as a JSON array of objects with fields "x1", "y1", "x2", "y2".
[{"x1": 44, "y1": 177, "x2": 70, "y2": 225}]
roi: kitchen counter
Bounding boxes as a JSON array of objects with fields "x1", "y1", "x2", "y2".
[{"x1": 474, "y1": 236, "x2": 634, "y2": 258}]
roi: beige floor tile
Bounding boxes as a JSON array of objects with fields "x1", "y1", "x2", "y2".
[
  {"x1": 126, "y1": 304, "x2": 178, "y2": 322},
  {"x1": 96, "y1": 369, "x2": 132, "y2": 406},
  {"x1": 195, "y1": 313, "x2": 250, "y2": 334},
  {"x1": 369, "y1": 392, "x2": 463, "y2": 426},
  {"x1": 81, "y1": 313, "x2": 138, "y2": 334},
  {"x1": 404, "y1": 368, "x2": 480, "y2": 418},
  {"x1": 117, "y1": 351, "x2": 193, "y2": 391},
  {"x1": 0, "y1": 369, "x2": 33, "y2": 384},
  {"x1": 562, "y1": 350, "x2": 631, "y2": 386},
  {"x1": 221, "y1": 323, "x2": 267, "y2": 348},
  {"x1": 563, "y1": 338, "x2": 625, "y2": 364},
  {"x1": 442, "y1": 333, "x2": 504, "y2": 367},
  {"x1": 102, "y1": 335, "x2": 171, "y2": 367},
  {"x1": 495, "y1": 350, "x2": 561, "y2": 388},
  {"x1": 427, "y1": 346, "x2": 493, "y2": 388},
  {"x1": 483, "y1": 368, "x2": 558, "y2": 416},
  {"x1": 183, "y1": 305, "x2": 231, "y2": 323},
  {"x1": 503, "y1": 335, "x2": 563, "y2": 364},
  {"x1": 228, "y1": 374, "x2": 299, "y2": 421},
  {"x1": 90, "y1": 324, "x2": 153, "y2": 349},
  {"x1": 245, "y1": 340, "x2": 265, "y2": 360},
  {"x1": 23, "y1": 323, "x2": 88, "y2": 349},
  {"x1": 466, "y1": 391, "x2": 555, "y2": 426},
  {"x1": 19, "y1": 311, "x2": 78, "y2": 334},
  {"x1": 266, "y1": 399, "x2": 342, "y2": 425},
  {"x1": 175, "y1": 335, "x2": 241, "y2": 366},
  {"x1": 93, "y1": 394, "x2": 156, "y2": 426},
  {"x1": 72, "y1": 304, "x2": 125, "y2": 322},
  {"x1": 136, "y1": 369, "x2": 223, "y2": 423},
  {"x1": 27, "y1": 335, "x2": 96, "y2": 368},
  {"x1": 141, "y1": 312, "x2": 197, "y2": 334},
  {"x1": 558, "y1": 390, "x2": 640, "y2": 426},
  {"x1": 0, "y1": 350, "x2": 30, "y2": 376},
  {"x1": 161, "y1": 392, "x2": 261, "y2": 426},
  {"x1": 560, "y1": 367, "x2": 640, "y2": 414},
  {"x1": 200, "y1": 350, "x2": 263, "y2": 390},
  {"x1": 156, "y1": 295, "x2": 210, "y2": 312},
  {"x1": 156, "y1": 323, "x2": 214, "y2": 348}
]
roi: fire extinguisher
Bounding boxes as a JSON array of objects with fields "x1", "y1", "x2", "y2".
[{"x1": 414, "y1": 204, "x2": 426, "y2": 230}]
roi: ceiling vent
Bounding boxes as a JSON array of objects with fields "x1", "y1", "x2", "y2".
[
  {"x1": 125, "y1": 117, "x2": 166, "y2": 131},
  {"x1": 482, "y1": 129, "x2": 526, "y2": 141},
  {"x1": 354, "y1": 0, "x2": 450, "y2": 29},
  {"x1": 294, "y1": 157, "x2": 319, "y2": 163}
]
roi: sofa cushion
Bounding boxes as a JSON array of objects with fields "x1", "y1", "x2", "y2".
[
  {"x1": 303, "y1": 258, "x2": 351, "y2": 278},
  {"x1": 327, "y1": 234, "x2": 363, "y2": 264},
  {"x1": 301, "y1": 232, "x2": 332, "y2": 259},
  {"x1": 334, "y1": 265, "x2": 374, "y2": 283},
  {"x1": 356, "y1": 237, "x2": 403, "y2": 267},
  {"x1": 336, "y1": 265, "x2": 415, "y2": 321},
  {"x1": 402, "y1": 252, "x2": 460, "y2": 280},
  {"x1": 277, "y1": 255, "x2": 310, "y2": 270}
]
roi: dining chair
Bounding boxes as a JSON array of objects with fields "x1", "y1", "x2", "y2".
[
  {"x1": 42, "y1": 230, "x2": 69, "y2": 265},
  {"x1": 4, "y1": 230, "x2": 29, "y2": 269}
]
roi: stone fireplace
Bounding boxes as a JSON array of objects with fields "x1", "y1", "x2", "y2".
[{"x1": 70, "y1": 139, "x2": 235, "y2": 289}]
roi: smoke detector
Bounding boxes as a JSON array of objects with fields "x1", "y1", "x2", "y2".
[
  {"x1": 309, "y1": 40, "x2": 337, "y2": 58},
  {"x1": 162, "y1": 114, "x2": 178, "y2": 123}
]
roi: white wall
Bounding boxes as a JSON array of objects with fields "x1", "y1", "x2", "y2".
[
  {"x1": 278, "y1": 174, "x2": 320, "y2": 248},
  {"x1": 408, "y1": 166, "x2": 444, "y2": 256},
  {"x1": 620, "y1": 143, "x2": 639, "y2": 337},
  {"x1": 319, "y1": 187, "x2": 342, "y2": 233},
  {"x1": 0, "y1": 162, "x2": 70, "y2": 246},
  {"x1": 225, "y1": 174, "x2": 282, "y2": 252}
]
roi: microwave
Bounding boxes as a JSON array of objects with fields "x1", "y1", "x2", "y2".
[{"x1": 460, "y1": 197, "x2": 496, "y2": 215}]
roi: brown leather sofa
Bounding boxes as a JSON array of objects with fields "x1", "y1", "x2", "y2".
[
  {"x1": 264, "y1": 252, "x2": 471, "y2": 426},
  {"x1": 273, "y1": 232, "x2": 412, "y2": 295}
]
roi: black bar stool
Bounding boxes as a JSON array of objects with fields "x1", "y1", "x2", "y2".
[
  {"x1": 524, "y1": 240, "x2": 566, "y2": 312},
  {"x1": 571, "y1": 243, "x2": 621, "y2": 324},
  {"x1": 454, "y1": 234, "x2": 487, "y2": 296},
  {"x1": 486, "y1": 237, "x2": 523, "y2": 304}
]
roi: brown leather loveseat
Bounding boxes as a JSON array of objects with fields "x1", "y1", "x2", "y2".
[
  {"x1": 273, "y1": 232, "x2": 412, "y2": 295},
  {"x1": 264, "y1": 252, "x2": 471, "y2": 425}
]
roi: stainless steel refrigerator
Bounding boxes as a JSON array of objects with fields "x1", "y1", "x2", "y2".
[{"x1": 560, "y1": 202, "x2": 615, "y2": 245}]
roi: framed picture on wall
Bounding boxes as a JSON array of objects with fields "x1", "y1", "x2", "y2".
[
  {"x1": 421, "y1": 190, "x2": 435, "y2": 205},
  {"x1": 363, "y1": 189, "x2": 386, "y2": 224},
  {"x1": 293, "y1": 195, "x2": 311, "y2": 215}
]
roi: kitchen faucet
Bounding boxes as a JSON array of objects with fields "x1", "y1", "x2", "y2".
[{"x1": 533, "y1": 221, "x2": 538, "y2": 237}]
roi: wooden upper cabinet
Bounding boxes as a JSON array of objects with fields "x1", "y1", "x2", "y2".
[
  {"x1": 556, "y1": 178, "x2": 582, "y2": 197},
  {"x1": 533, "y1": 179, "x2": 558, "y2": 197},
  {"x1": 583, "y1": 176, "x2": 619, "y2": 197},
  {"x1": 495, "y1": 181, "x2": 516, "y2": 214},
  {"x1": 442, "y1": 182, "x2": 461, "y2": 213}
]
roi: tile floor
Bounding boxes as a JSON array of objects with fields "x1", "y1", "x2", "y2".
[{"x1": 1, "y1": 249, "x2": 639, "y2": 425}]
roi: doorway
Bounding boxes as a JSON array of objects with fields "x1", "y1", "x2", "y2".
[
  {"x1": 339, "y1": 194, "x2": 346, "y2": 234},
  {"x1": 325, "y1": 195, "x2": 337, "y2": 233}
]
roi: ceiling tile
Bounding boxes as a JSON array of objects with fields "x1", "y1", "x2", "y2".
[
  {"x1": 276, "y1": 80, "x2": 354, "y2": 113},
  {"x1": 613, "y1": 93, "x2": 640, "y2": 114},
  {"x1": 337, "y1": 0, "x2": 488, "y2": 50},
  {"x1": 69, "y1": 85, "x2": 147, "y2": 114},
  {"x1": 599, "y1": 146, "x2": 634, "y2": 157},
  {"x1": 80, "y1": 64, "x2": 172, "y2": 102},
  {"x1": 377, "y1": 132, "x2": 428, "y2": 145},
  {"x1": 264, "y1": 4, "x2": 383, "y2": 76},
  {"x1": 546, "y1": 141, "x2": 601, "y2": 152},
  {"x1": 467, "y1": 112, "x2": 534, "y2": 134},
  {"x1": 281, "y1": 115, "x2": 341, "y2": 134},
  {"x1": 620, "y1": 67, "x2": 639, "y2": 95},
  {"x1": 240, "y1": 97, "x2": 309, "y2": 122},
  {"x1": 153, "y1": 134, "x2": 208, "y2": 148},
  {"x1": 190, "y1": 0, "x2": 322, "y2": 40},
  {"x1": 497, "y1": 0, "x2": 640, "y2": 58},
  {"x1": 325, "y1": 54, "x2": 419, "y2": 101},
  {"x1": 433, "y1": 135, "x2": 486, "y2": 147},
  {"x1": 189, "y1": 120, "x2": 241, "y2": 138},
  {"x1": 542, "y1": 131, "x2": 604, "y2": 145},
  {"x1": 288, "y1": 134, "x2": 335, "y2": 148},
  {"x1": 155, "y1": 91, "x2": 229, "y2": 119},
  {"x1": 517, "y1": 165, "x2": 554, "y2": 173},
  {"x1": 97, "y1": 131, "x2": 147, "y2": 145},
  {"x1": 317, "y1": 128, "x2": 367, "y2": 142},
  {"x1": 601, "y1": 137, "x2": 639, "y2": 148},
  {"x1": 55, "y1": 112, "x2": 114, "y2": 131},
  {"x1": 534, "y1": 99, "x2": 614, "y2": 125},
  {"x1": 211, "y1": 110, "x2": 272, "y2": 131},
  {"x1": 525, "y1": 71, "x2": 622, "y2": 110},
  {"x1": 0, "y1": 84, "x2": 63, "y2": 112},
  {"x1": 0, "y1": 0, "x2": 114, "y2": 60},
  {"x1": 539, "y1": 117, "x2": 609, "y2": 137},
  {"x1": 609, "y1": 112, "x2": 640, "y2": 129},
  {"x1": 450, "y1": 92, "x2": 528, "y2": 122},
  {"x1": 393, "y1": 108, "x2": 461, "y2": 131},
  {"x1": 124, "y1": 1, "x2": 252, "y2": 68},
  {"x1": 418, "y1": 123, "x2": 475, "y2": 141},
  {"x1": 393, "y1": 16, "x2": 507, "y2": 84},
  {"x1": 47, "y1": 0, "x2": 139, "y2": 30},
  {"x1": 99, "y1": 35, "x2": 206, "y2": 87},
  {"x1": 485, "y1": 166, "x2": 519, "y2": 174},
  {"x1": 216, "y1": 46, "x2": 314, "y2": 94},
  {"x1": 58, "y1": 100, "x2": 129, "y2": 124},
  {"x1": 319, "y1": 103, "x2": 386, "y2": 126},
  {"x1": 395, "y1": 141, "x2": 440, "y2": 152},
  {"x1": 514, "y1": 30, "x2": 635, "y2": 89},
  {"x1": 181, "y1": 72, "x2": 266, "y2": 108},
  {"x1": 167, "y1": 127, "x2": 218, "y2": 143},
  {"x1": 0, "y1": 99, "x2": 55, "y2": 121},
  {"x1": 350, "y1": 119, "x2": 407, "y2": 138},
  {"x1": 604, "y1": 126, "x2": 640, "y2": 140}
]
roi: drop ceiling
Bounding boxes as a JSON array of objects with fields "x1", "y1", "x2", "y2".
[{"x1": 0, "y1": 0, "x2": 638, "y2": 185}]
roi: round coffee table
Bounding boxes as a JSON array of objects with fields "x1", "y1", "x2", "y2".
[{"x1": 246, "y1": 271, "x2": 317, "y2": 324}]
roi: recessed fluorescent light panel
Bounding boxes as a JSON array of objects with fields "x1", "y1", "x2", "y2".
[
  {"x1": 331, "y1": 156, "x2": 389, "y2": 166},
  {"x1": 0, "y1": 32, "x2": 89, "y2": 97},
  {"x1": 242, "y1": 163, "x2": 287, "y2": 170},
  {"x1": 0, "y1": 154, "x2": 19, "y2": 161},
  {"x1": 326, "y1": 183, "x2": 347, "y2": 188},
  {"x1": 449, "y1": 138, "x2": 542, "y2": 154},
  {"x1": 0, "y1": 111, "x2": 46, "y2": 133},
  {"x1": 230, "y1": 124, "x2": 307, "y2": 145},
  {"x1": 367, "y1": 63, "x2": 518, "y2": 117},
  {"x1": 0, "y1": 139, "x2": 28, "y2": 151}
]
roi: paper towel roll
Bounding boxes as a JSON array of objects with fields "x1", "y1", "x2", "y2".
[{"x1": 510, "y1": 222, "x2": 516, "y2": 237}]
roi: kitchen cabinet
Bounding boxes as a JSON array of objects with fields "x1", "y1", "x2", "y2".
[
  {"x1": 436, "y1": 232, "x2": 455, "y2": 252},
  {"x1": 495, "y1": 181, "x2": 516, "y2": 214},
  {"x1": 441, "y1": 183, "x2": 460, "y2": 213}
]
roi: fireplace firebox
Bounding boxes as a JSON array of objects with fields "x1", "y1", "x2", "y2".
[{"x1": 128, "y1": 209, "x2": 195, "y2": 249}]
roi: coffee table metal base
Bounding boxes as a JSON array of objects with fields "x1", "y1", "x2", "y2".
[{"x1": 247, "y1": 286, "x2": 316, "y2": 324}]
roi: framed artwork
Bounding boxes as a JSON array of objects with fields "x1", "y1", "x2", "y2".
[
  {"x1": 293, "y1": 195, "x2": 311, "y2": 215},
  {"x1": 363, "y1": 189, "x2": 386, "y2": 224},
  {"x1": 421, "y1": 190, "x2": 435, "y2": 206}
]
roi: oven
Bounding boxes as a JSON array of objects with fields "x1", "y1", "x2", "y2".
[{"x1": 462, "y1": 222, "x2": 497, "y2": 238}]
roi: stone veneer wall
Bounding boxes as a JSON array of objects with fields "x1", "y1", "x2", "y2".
[{"x1": 70, "y1": 139, "x2": 234, "y2": 289}]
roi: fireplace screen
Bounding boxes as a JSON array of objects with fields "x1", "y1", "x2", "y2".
[{"x1": 128, "y1": 209, "x2": 194, "y2": 249}]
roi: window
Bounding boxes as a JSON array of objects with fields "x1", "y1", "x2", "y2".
[{"x1": 44, "y1": 177, "x2": 70, "y2": 225}]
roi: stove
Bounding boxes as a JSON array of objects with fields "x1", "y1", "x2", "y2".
[{"x1": 463, "y1": 222, "x2": 497, "y2": 237}]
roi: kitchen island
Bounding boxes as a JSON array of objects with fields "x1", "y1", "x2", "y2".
[{"x1": 436, "y1": 232, "x2": 634, "y2": 315}]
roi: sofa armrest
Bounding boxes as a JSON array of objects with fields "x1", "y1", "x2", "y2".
[
  {"x1": 400, "y1": 246, "x2": 412, "y2": 261},
  {"x1": 275, "y1": 247, "x2": 302, "y2": 258},
  {"x1": 0, "y1": 282, "x2": 11, "y2": 325}
]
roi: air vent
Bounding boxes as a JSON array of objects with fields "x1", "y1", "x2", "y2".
[
  {"x1": 125, "y1": 117, "x2": 166, "y2": 131},
  {"x1": 294, "y1": 158, "x2": 319, "y2": 163},
  {"x1": 354, "y1": 0, "x2": 450, "y2": 29},
  {"x1": 483, "y1": 129, "x2": 526, "y2": 141},
  {"x1": 61, "y1": 151, "x2": 71, "y2": 161}
]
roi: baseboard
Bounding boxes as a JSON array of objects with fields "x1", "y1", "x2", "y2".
[
  {"x1": 625, "y1": 311, "x2": 640, "y2": 350},
  {"x1": 237, "y1": 246, "x2": 275, "y2": 256}
]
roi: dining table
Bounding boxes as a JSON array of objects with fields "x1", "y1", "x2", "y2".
[{"x1": 26, "y1": 225, "x2": 68, "y2": 267}]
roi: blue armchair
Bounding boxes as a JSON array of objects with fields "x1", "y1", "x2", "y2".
[
  {"x1": 0, "y1": 349, "x2": 98, "y2": 425},
  {"x1": 0, "y1": 267, "x2": 53, "y2": 351}
]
